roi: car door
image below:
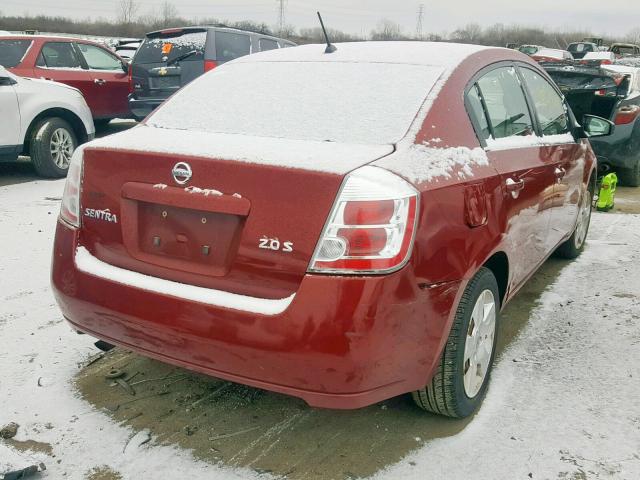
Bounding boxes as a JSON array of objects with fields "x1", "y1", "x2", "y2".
[
  {"x1": 75, "y1": 42, "x2": 129, "y2": 119},
  {"x1": 519, "y1": 66, "x2": 584, "y2": 250},
  {"x1": 34, "y1": 41, "x2": 93, "y2": 102},
  {"x1": 467, "y1": 65, "x2": 557, "y2": 290},
  {"x1": 0, "y1": 74, "x2": 20, "y2": 152}
]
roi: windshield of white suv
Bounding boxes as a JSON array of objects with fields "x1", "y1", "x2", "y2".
[{"x1": 147, "y1": 61, "x2": 443, "y2": 145}]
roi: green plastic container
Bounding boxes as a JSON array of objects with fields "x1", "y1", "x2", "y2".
[{"x1": 597, "y1": 173, "x2": 617, "y2": 211}]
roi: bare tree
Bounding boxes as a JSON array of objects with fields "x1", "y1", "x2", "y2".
[
  {"x1": 452, "y1": 23, "x2": 483, "y2": 43},
  {"x1": 370, "y1": 19, "x2": 404, "y2": 41},
  {"x1": 117, "y1": 0, "x2": 139, "y2": 25},
  {"x1": 160, "y1": 1, "x2": 178, "y2": 28}
]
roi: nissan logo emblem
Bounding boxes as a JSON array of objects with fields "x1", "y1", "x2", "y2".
[{"x1": 172, "y1": 162, "x2": 192, "y2": 185}]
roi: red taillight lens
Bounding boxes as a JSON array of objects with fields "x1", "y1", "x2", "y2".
[
  {"x1": 204, "y1": 60, "x2": 218, "y2": 72},
  {"x1": 343, "y1": 200, "x2": 394, "y2": 225},
  {"x1": 602, "y1": 59, "x2": 612, "y2": 65},
  {"x1": 309, "y1": 166, "x2": 419, "y2": 274},
  {"x1": 60, "y1": 146, "x2": 84, "y2": 228},
  {"x1": 615, "y1": 105, "x2": 640, "y2": 125}
]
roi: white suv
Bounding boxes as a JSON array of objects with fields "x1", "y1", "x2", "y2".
[{"x1": 0, "y1": 65, "x2": 94, "y2": 177}]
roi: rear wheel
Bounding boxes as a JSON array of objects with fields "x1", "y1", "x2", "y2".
[
  {"x1": 412, "y1": 267, "x2": 499, "y2": 418},
  {"x1": 618, "y1": 160, "x2": 640, "y2": 187},
  {"x1": 556, "y1": 184, "x2": 593, "y2": 259},
  {"x1": 29, "y1": 117, "x2": 77, "y2": 178}
]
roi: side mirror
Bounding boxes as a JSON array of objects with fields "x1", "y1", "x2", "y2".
[{"x1": 583, "y1": 115, "x2": 615, "y2": 138}]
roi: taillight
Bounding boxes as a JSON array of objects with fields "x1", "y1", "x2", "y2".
[
  {"x1": 60, "y1": 146, "x2": 84, "y2": 228},
  {"x1": 308, "y1": 166, "x2": 419, "y2": 274},
  {"x1": 204, "y1": 60, "x2": 218, "y2": 72},
  {"x1": 615, "y1": 105, "x2": 640, "y2": 125}
]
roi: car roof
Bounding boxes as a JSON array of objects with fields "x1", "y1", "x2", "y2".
[
  {"x1": 145, "y1": 26, "x2": 293, "y2": 43},
  {"x1": 0, "y1": 34, "x2": 107, "y2": 44},
  {"x1": 611, "y1": 43, "x2": 639, "y2": 48},
  {"x1": 234, "y1": 41, "x2": 492, "y2": 67}
]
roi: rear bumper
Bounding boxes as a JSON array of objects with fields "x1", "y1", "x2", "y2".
[
  {"x1": 51, "y1": 220, "x2": 462, "y2": 409},
  {"x1": 128, "y1": 95, "x2": 165, "y2": 120}
]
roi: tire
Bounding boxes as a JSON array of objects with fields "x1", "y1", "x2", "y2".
[
  {"x1": 412, "y1": 267, "x2": 500, "y2": 418},
  {"x1": 555, "y1": 182, "x2": 594, "y2": 259},
  {"x1": 617, "y1": 160, "x2": 640, "y2": 187},
  {"x1": 29, "y1": 117, "x2": 77, "y2": 178}
]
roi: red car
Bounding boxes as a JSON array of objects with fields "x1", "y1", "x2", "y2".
[
  {"x1": 1, "y1": 35, "x2": 130, "y2": 122},
  {"x1": 52, "y1": 42, "x2": 611, "y2": 418}
]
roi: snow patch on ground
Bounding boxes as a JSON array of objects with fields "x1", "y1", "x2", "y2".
[
  {"x1": 372, "y1": 213, "x2": 640, "y2": 480},
  {"x1": 0, "y1": 180, "x2": 275, "y2": 480}
]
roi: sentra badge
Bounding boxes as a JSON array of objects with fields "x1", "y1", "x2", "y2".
[
  {"x1": 172, "y1": 162, "x2": 192, "y2": 185},
  {"x1": 84, "y1": 208, "x2": 118, "y2": 224}
]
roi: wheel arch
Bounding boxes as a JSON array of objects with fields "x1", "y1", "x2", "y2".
[
  {"x1": 482, "y1": 251, "x2": 509, "y2": 307},
  {"x1": 22, "y1": 108, "x2": 89, "y2": 155}
]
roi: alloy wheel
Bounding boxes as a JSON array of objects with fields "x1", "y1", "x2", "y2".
[
  {"x1": 50, "y1": 128, "x2": 75, "y2": 169},
  {"x1": 463, "y1": 289, "x2": 496, "y2": 398}
]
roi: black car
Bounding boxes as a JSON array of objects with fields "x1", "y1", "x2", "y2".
[
  {"x1": 128, "y1": 26, "x2": 296, "y2": 119},
  {"x1": 545, "y1": 64, "x2": 640, "y2": 185}
]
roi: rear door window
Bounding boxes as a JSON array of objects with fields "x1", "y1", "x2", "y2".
[
  {"x1": 215, "y1": 32, "x2": 251, "y2": 63},
  {"x1": 76, "y1": 43, "x2": 122, "y2": 70},
  {"x1": 135, "y1": 31, "x2": 206, "y2": 64},
  {"x1": 476, "y1": 67, "x2": 535, "y2": 139},
  {"x1": 38, "y1": 42, "x2": 82, "y2": 69},
  {"x1": 520, "y1": 68, "x2": 571, "y2": 136},
  {"x1": 259, "y1": 38, "x2": 279, "y2": 52},
  {"x1": 0, "y1": 40, "x2": 32, "y2": 68},
  {"x1": 466, "y1": 84, "x2": 491, "y2": 141}
]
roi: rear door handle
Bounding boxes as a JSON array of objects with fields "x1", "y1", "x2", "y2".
[
  {"x1": 94, "y1": 78, "x2": 107, "y2": 85},
  {"x1": 505, "y1": 178, "x2": 525, "y2": 199}
]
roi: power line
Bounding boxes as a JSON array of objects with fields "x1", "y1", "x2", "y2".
[
  {"x1": 416, "y1": 3, "x2": 425, "y2": 40},
  {"x1": 276, "y1": 0, "x2": 286, "y2": 34}
]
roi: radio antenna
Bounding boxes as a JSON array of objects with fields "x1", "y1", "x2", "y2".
[{"x1": 317, "y1": 12, "x2": 337, "y2": 53}]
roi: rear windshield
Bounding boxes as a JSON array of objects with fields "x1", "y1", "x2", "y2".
[
  {"x1": 569, "y1": 43, "x2": 591, "y2": 53},
  {"x1": 0, "y1": 39, "x2": 32, "y2": 68},
  {"x1": 135, "y1": 31, "x2": 206, "y2": 64},
  {"x1": 518, "y1": 46, "x2": 538, "y2": 55},
  {"x1": 147, "y1": 61, "x2": 443, "y2": 145}
]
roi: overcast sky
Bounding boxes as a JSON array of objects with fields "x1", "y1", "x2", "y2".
[{"x1": 2, "y1": 0, "x2": 639, "y2": 37}]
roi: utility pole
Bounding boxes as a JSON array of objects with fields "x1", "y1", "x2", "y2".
[
  {"x1": 277, "y1": 0, "x2": 286, "y2": 35},
  {"x1": 416, "y1": 3, "x2": 425, "y2": 40}
]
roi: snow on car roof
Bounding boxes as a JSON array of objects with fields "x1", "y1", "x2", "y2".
[
  {"x1": 236, "y1": 41, "x2": 491, "y2": 67},
  {"x1": 583, "y1": 51, "x2": 615, "y2": 60}
]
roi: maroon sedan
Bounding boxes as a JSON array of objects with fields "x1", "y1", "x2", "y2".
[
  {"x1": 1, "y1": 35, "x2": 130, "y2": 122},
  {"x1": 52, "y1": 42, "x2": 611, "y2": 417}
]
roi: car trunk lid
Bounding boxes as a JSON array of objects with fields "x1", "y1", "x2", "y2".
[{"x1": 79, "y1": 127, "x2": 394, "y2": 300}]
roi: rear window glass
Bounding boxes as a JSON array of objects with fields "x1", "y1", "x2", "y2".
[
  {"x1": 135, "y1": 31, "x2": 206, "y2": 64},
  {"x1": 259, "y1": 38, "x2": 279, "y2": 52},
  {"x1": 476, "y1": 67, "x2": 534, "y2": 139},
  {"x1": 39, "y1": 42, "x2": 82, "y2": 69},
  {"x1": 0, "y1": 40, "x2": 32, "y2": 68},
  {"x1": 215, "y1": 32, "x2": 251, "y2": 62},
  {"x1": 518, "y1": 46, "x2": 538, "y2": 55},
  {"x1": 148, "y1": 62, "x2": 443, "y2": 145}
]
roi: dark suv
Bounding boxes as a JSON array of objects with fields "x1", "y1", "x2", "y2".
[{"x1": 128, "y1": 26, "x2": 296, "y2": 119}]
